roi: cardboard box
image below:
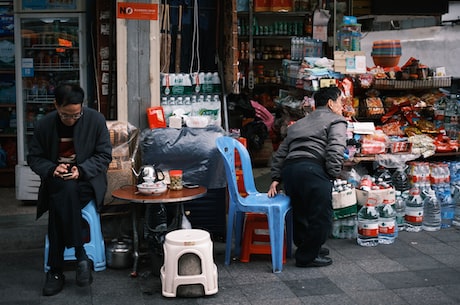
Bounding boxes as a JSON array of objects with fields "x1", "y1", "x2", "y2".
[
  {"x1": 355, "y1": 187, "x2": 396, "y2": 206},
  {"x1": 271, "y1": 0, "x2": 292, "y2": 12},
  {"x1": 334, "y1": 51, "x2": 366, "y2": 74},
  {"x1": 333, "y1": 204, "x2": 358, "y2": 220},
  {"x1": 332, "y1": 188, "x2": 356, "y2": 209},
  {"x1": 254, "y1": 0, "x2": 271, "y2": 12}
]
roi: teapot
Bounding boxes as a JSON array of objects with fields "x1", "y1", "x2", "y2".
[{"x1": 132, "y1": 165, "x2": 165, "y2": 184}]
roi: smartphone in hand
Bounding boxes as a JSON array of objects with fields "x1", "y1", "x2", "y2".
[{"x1": 62, "y1": 165, "x2": 72, "y2": 177}]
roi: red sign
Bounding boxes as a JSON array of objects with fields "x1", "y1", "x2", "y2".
[{"x1": 117, "y1": 2, "x2": 158, "y2": 21}]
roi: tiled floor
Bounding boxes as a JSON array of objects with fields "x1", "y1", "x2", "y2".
[{"x1": 1, "y1": 169, "x2": 460, "y2": 305}]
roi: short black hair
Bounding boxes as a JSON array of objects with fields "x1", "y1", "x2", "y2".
[
  {"x1": 54, "y1": 83, "x2": 84, "y2": 107},
  {"x1": 313, "y1": 86, "x2": 341, "y2": 107}
]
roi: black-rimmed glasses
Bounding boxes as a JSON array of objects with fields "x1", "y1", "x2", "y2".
[{"x1": 58, "y1": 111, "x2": 83, "y2": 120}]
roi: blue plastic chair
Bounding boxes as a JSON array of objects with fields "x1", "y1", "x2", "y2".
[
  {"x1": 44, "y1": 200, "x2": 106, "y2": 272},
  {"x1": 215, "y1": 136, "x2": 292, "y2": 273}
]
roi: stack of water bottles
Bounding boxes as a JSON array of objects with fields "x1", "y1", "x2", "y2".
[
  {"x1": 357, "y1": 196, "x2": 398, "y2": 247},
  {"x1": 430, "y1": 162, "x2": 455, "y2": 228},
  {"x1": 354, "y1": 160, "x2": 459, "y2": 247},
  {"x1": 407, "y1": 161, "x2": 457, "y2": 230},
  {"x1": 356, "y1": 160, "x2": 458, "y2": 247},
  {"x1": 331, "y1": 179, "x2": 358, "y2": 239},
  {"x1": 356, "y1": 171, "x2": 398, "y2": 247},
  {"x1": 160, "y1": 72, "x2": 222, "y2": 127}
]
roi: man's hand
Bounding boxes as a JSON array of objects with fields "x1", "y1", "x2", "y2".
[
  {"x1": 267, "y1": 181, "x2": 280, "y2": 198},
  {"x1": 54, "y1": 164, "x2": 79, "y2": 180}
]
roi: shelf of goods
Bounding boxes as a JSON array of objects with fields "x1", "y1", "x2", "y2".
[
  {"x1": 348, "y1": 75, "x2": 459, "y2": 166},
  {"x1": 237, "y1": 10, "x2": 319, "y2": 94}
]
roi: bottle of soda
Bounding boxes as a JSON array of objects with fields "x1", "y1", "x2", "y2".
[
  {"x1": 421, "y1": 188, "x2": 441, "y2": 231},
  {"x1": 405, "y1": 187, "x2": 424, "y2": 232},
  {"x1": 378, "y1": 199, "x2": 397, "y2": 244},
  {"x1": 357, "y1": 198, "x2": 379, "y2": 247}
]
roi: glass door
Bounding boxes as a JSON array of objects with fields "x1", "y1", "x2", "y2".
[{"x1": 15, "y1": 13, "x2": 86, "y2": 165}]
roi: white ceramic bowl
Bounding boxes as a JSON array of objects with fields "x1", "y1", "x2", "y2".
[{"x1": 137, "y1": 182, "x2": 167, "y2": 195}]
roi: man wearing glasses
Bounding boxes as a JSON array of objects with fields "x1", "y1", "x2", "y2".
[{"x1": 28, "y1": 83, "x2": 112, "y2": 296}]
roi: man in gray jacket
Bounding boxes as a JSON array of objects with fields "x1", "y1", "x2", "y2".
[
  {"x1": 28, "y1": 84, "x2": 112, "y2": 296},
  {"x1": 268, "y1": 86, "x2": 347, "y2": 268}
]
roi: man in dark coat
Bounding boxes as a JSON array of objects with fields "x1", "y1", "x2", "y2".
[
  {"x1": 268, "y1": 86, "x2": 347, "y2": 268},
  {"x1": 28, "y1": 84, "x2": 112, "y2": 296}
]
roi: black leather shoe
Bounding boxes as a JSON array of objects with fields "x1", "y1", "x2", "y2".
[
  {"x1": 296, "y1": 256, "x2": 332, "y2": 268},
  {"x1": 43, "y1": 271, "x2": 65, "y2": 296},
  {"x1": 76, "y1": 259, "x2": 93, "y2": 287},
  {"x1": 319, "y1": 247, "x2": 330, "y2": 256}
]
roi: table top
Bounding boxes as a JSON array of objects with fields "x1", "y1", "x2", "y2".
[{"x1": 112, "y1": 185, "x2": 207, "y2": 204}]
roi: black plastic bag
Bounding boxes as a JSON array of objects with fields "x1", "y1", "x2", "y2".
[{"x1": 241, "y1": 120, "x2": 269, "y2": 151}]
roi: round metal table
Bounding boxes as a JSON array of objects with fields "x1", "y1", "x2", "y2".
[{"x1": 112, "y1": 185, "x2": 207, "y2": 276}]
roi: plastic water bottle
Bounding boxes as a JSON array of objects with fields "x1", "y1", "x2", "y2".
[
  {"x1": 375, "y1": 166, "x2": 392, "y2": 184},
  {"x1": 449, "y1": 162, "x2": 460, "y2": 226},
  {"x1": 378, "y1": 199, "x2": 397, "y2": 244},
  {"x1": 433, "y1": 183, "x2": 455, "y2": 228},
  {"x1": 405, "y1": 187, "x2": 424, "y2": 232},
  {"x1": 391, "y1": 166, "x2": 410, "y2": 192},
  {"x1": 452, "y1": 181, "x2": 460, "y2": 227},
  {"x1": 422, "y1": 188, "x2": 441, "y2": 231},
  {"x1": 190, "y1": 95, "x2": 198, "y2": 116},
  {"x1": 209, "y1": 95, "x2": 222, "y2": 126},
  {"x1": 394, "y1": 191, "x2": 406, "y2": 232},
  {"x1": 212, "y1": 72, "x2": 221, "y2": 93},
  {"x1": 357, "y1": 198, "x2": 379, "y2": 247}
]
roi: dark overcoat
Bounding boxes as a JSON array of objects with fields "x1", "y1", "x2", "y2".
[{"x1": 27, "y1": 107, "x2": 112, "y2": 219}]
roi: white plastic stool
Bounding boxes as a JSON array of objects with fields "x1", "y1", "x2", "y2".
[{"x1": 160, "y1": 229, "x2": 218, "y2": 297}]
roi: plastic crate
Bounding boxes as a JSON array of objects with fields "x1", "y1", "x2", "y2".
[{"x1": 373, "y1": 77, "x2": 452, "y2": 90}]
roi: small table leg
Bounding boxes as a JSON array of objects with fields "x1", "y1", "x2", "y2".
[{"x1": 131, "y1": 203, "x2": 139, "y2": 277}]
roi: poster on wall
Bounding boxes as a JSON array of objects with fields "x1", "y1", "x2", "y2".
[{"x1": 117, "y1": 2, "x2": 158, "y2": 20}]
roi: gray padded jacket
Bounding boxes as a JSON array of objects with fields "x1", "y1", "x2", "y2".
[{"x1": 271, "y1": 106, "x2": 347, "y2": 181}]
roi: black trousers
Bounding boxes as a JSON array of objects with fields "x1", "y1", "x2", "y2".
[
  {"x1": 282, "y1": 160, "x2": 333, "y2": 264},
  {"x1": 46, "y1": 177, "x2": 94, "y2": 270}
]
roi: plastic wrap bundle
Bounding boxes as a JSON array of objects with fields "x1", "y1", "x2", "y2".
[{"x1": 104, "y1": 121, "x2": 139, "y2": 204}]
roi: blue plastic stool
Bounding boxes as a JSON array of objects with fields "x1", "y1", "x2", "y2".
[{"x1": 44, "y1": 200, "x2": 106, "y2": 272}]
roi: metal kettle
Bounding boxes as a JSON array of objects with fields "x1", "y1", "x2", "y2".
[
  {"x1": 132, "y1": 165, "x2": 165, "y2": 184},
  {"x1": 105, "y1": 238, "x2": 133, "y2": 269}
]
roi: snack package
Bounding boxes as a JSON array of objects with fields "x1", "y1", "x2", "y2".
[{"x1": 365, "y1": 96, "x2": 385, "y2": 116}]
